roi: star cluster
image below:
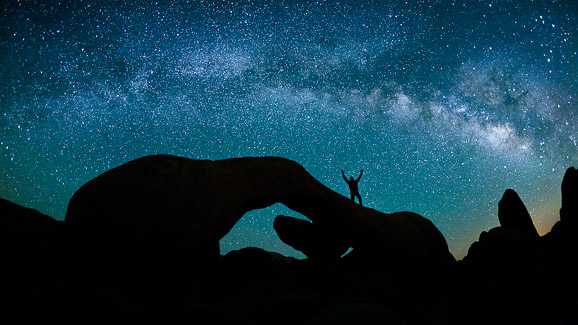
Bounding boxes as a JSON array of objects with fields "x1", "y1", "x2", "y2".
[{"x1": 1, "y1": 0, "x2": 576, "y2": 258}]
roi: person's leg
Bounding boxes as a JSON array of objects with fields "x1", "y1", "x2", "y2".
[{"x1": 356, "y1": 193, "x2": 362, "y2": 206}]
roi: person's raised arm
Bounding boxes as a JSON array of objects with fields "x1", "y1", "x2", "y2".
[
  {"x1": 341, "y1": 170, "x2": 348, "y2": 182},
  {"x1": 356, "y1": 169, "x2": 364, "y2": 182}
]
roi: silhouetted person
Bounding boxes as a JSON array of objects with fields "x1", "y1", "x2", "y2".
[{"x1": 342, "y1": 169, "x2": 363, "y2": 205}]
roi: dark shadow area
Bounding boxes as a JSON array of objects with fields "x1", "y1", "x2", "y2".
[{"x1": 1, "y1": 155, "x2": 576, "y2": 324}]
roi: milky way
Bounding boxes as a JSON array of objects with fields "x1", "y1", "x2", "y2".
[{"x1": 1, "y1": 0, "x2": 576, "y2": 258}]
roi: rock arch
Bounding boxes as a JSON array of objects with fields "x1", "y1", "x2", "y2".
[{"x1": 65, "y1": 154, "x2": 454, "y2": 288}]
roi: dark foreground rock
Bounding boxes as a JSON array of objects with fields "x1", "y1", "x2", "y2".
[
  {"x1": 458, "y1": 167, "x2": 578, "y2": 325},
  {"x1": 0, "y1": 199, "x2": 149, "y2": 323},
  {"x1": 0, "y1": 198, "x2": 66, "y2": 272},
  {"x1": 560, "y1": 166, "x2": 578, "y2": 223},
  {"x1": 1, "y1": 159, "x2": 577, "y2": 324},
  {"x1": 273, "y1": 215, "x2": 350, "y2": 262},
  {"x1": 64, "y1": 154, "x2": 454, "y2": 302},
  {"x1": 498, "y1": 189, "x2": 539, "y2": 238},
  {"x1": 463, "y1": 189, "x2": 539, "y2": 271}
]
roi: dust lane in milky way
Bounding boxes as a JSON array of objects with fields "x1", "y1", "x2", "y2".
[{"x1": 1, "y1": 0, "x2": 576, "y2": 258}]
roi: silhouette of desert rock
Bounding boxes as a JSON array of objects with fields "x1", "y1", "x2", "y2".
[
  {"x1": 535, "y1": 166, "x2": 578, "y2": 324},
  {"x1": 0, "y1": 199, "x2": 149, "y2": 321},
  {"x1": 463, "y1": 189, "x2": 538, "y2": 268},
  {"x1": 498, "y1": 189, "x2": 539, "y2": 238},
  {"x1": 273, "y1": 215, "x2": 350, "y2": 261},
  {"x1": 65, "y1": 154, "x2": 454, "y2": 288},
  {"x1": 560, "y1": 166, "x2": 578, "y2": 223},
  {"x1": 543, "y1": 166, "x2": 578, "y2": 250},
  {"x1": 0, "y1": 198, "x2": 64, "y2": 271},
  {"x1": 220, "y1": 247, "x2": 296, "y2": 281},
  {"x1": 458, "y1": 169, "x2": 578, "y2": 325},
  {"x1": 3, "y1": 163, "x2": 578, "y2": 324}
]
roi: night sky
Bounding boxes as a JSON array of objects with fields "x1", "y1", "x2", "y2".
[{"x1": 1, "y1": 0, "x2": 576, "y2": 259}]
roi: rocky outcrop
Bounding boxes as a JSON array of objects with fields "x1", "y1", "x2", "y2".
[
  {"x1": 273, "y1": 215, "x2": 350, "y2": 262},
  {"x1": 0, "y1": 199, "x2": 149, "y2": 321},
  {"x1": 0, "y1": 198, "x2": 65, "y2": 271},
  {"x1": 498, "y1": 189, "x2": 539, "y2": 238},
  {"x1": 220, "y1": 247, "x2": 296, "y2": 281},
  {"x1": 560, "y1": 167, "x2": 578, "y2": 223},
  {"x1": 540, "y1": 166, "x2": 578, "y2": 256},
  {"x1": 457, "y1": 168, "x2": 578, "y2": 325},
  {"x1": 2, "y1": 163, "x2": 578, "y2": 324},
  {"x1": 463, "y1": 168, "x2": 578, "y2": 270},
  {"x1": 65, "y1": 154, "x2": 454, "y2": 285},
  {"x1": 462, "y1": 189, "x2": 539, "y2": 270}
]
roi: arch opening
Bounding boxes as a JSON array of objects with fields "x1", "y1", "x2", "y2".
[{"x1": 220, "y1": 203, "x2": 309, "y2": 259}]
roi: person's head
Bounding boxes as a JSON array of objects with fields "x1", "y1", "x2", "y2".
[{"x1": 350, "y1": 176, "x2": 354, "y2": 181}]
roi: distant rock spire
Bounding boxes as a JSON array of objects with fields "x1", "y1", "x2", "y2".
[
  {"x1": 498, "y1": 189, "x2": 539, "y2": 239},
  {"x1": 560, "y1": 167, "x2": 578, "y2": 224}
]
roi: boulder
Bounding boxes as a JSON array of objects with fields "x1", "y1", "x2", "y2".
[
  {"x1": 65, "y1": 154, "x2": 454, "y2": 292},
  {"x1": 273, "y1": 215, "x2": 350, "y2": 262},
  {"x1": 498, "y1": 189, "x2": 539, "y2": 238}
]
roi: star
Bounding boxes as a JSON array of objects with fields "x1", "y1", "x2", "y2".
[{"x1": 1, "y1": 0, "x2": 576, "y2": 259}]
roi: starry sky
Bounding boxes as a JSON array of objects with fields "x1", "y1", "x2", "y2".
[{"x1": 1, "y1": 0, "x2": 576, "y2": 259}]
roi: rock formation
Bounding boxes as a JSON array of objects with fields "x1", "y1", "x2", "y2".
[
  {"x1": 541, "y1": 166, "x2": 578, "y2": 256},
  {"x1": 2, "y1": 162, "x2": 578, "y2": 324},
  {"x1": 219, "y1": 247, "x2": 296, "y2": 281},
  {"x1": 560, "y1": 166, "x2": 578, "y2": 223},
  {"x1": 273, "y1": 215, "x2": 350, "y2": 261},
  {"x1": 0, "y1": 198, "x2": 65, "y2": 271},
  {"x1": 65, "y1": 154, "x2": 454, "y2": 291},
  {"x1": 457, "y1": 168, "x2": 578, "y2": 325},
  {"x1": 463, "y1": 189, "x2": 539, "y2": 269},
  {"x1": 498, "y1": 189, "x2": 539, "y2": 238}
]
